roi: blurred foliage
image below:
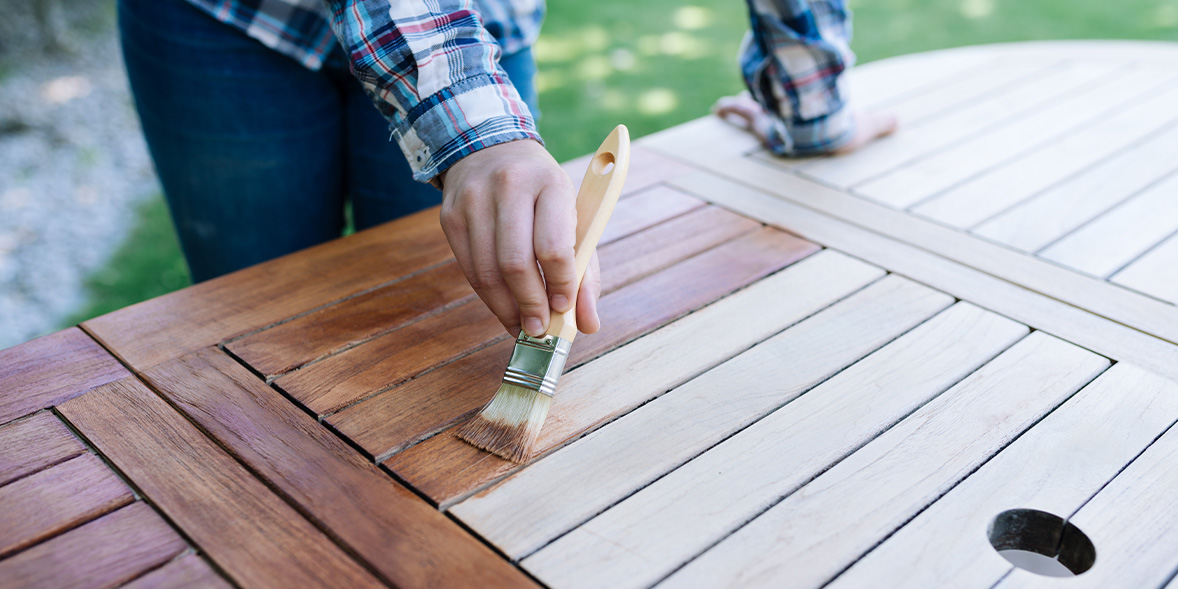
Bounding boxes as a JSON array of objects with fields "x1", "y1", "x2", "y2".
[{"x1": 68, "y1": 0, "x2": 1178, "y2": 324}]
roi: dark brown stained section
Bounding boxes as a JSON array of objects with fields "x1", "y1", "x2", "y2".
[
  {"x1": 0, "y1": 328, "x2": 130, "y2": 423},
  {"x1": 142, "y1": 348, "x2": 536, "y2": 588},
  {"x1": 227, "y1": 261, "x2": 475, "y2": 378},
  {"x1": 0, "y1": 411, "x2": 87, "y2": 487},
  {"x1": 0, "y1": 453, "x2": 134, "y2": 557},
  {"x1": 344, "y1": 228, "x2": 817, "y2": 470},
  {"x1": 121, "y1": 553, "x2": 232, "y2": 589},
  {"x1": 0, "y1": 502, "x2": 187, "y2": 589},
  {"x1": 57, "y1": 376, "x2": 385, "y2": 589},
  {"x1": 83, "y1": 207, "x2": 454, "y2": 372}
]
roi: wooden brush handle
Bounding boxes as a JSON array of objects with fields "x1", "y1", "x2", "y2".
[{"x1": 546, "y1": 125, "x2": 631, "y2": 342}]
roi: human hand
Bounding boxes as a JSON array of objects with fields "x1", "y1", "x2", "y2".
[
  {"x1": 713, "y1": 92, "x2": 897, "y2": 155},
  {"x1": 438, "y1": 139, "x2": 602, "y2": 338}
]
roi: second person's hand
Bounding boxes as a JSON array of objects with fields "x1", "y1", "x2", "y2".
[{"x1": 438, "y1": 139, "x2": 602, "y2": 339}]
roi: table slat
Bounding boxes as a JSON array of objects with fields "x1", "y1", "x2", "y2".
[
  {"x1": 453, "y1": 273, "x2": 950, "y2": 559},
  {"x1": 0, "y1": 453, "x2": 134, "y2": 558},
  {"x1": 330, "y1": 228, "x2": 817, "y2": 460},
  {"x1": 0, "y1": 328, "x2": 130, "y2": 423},
  {"x1": 1111, "y1": 231, "x2": 1178, "y2": 304},
  {"x1": 1040, "y1": 171, "x2": 1178, "y2": 277},
  {"x1": 0, "y1": 411, "x2": 86, "y2": 487},
  {"x1": 84, "y1": 207, "x2": 453, "y2": 372},
  {"x1": 857, "y1": 68, "x2": 1170, "y2": 208},
  {"x1": 387, "y1": 250, "x2": 883, "y2": 506},
  {"x1": 973, "y1": 121, "x2": 1178, "y2": 252},
  {"x1": 142, "y1": 348, "x2": 535, "y2": 588},
  {"x1": 913, "y1": 81, "x2": 1178, "y2": 228},
  {"x1": 57, "y1": 377, "x2": 384, "y2": 589},
  {"x1": 0, "y1": 502, "x2": 186, "y2": 589},
  {"x1": 121, "y1": 553, "x2": 232, "y2": 589},
  {"x1": 598, "y1": 185, "x2": 705, "y2": 244},
  {"x1": 831, "y1": 362, "x2": 1178, "y2": 588},
  {"x1": 525, "y1": 302, "x2": 1029, "y2": 588},
  {"x1": 655, "y1": 333, "x2": 1107, "y2": 589}
]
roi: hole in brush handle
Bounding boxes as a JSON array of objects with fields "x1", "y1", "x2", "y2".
[{"x1": 591, "y1": 151, "x2": 616, "y2": 175}]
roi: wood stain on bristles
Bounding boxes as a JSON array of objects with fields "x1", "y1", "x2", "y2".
[{"x1": 456, "y1": 383, "x2": 551, "y2": 463}]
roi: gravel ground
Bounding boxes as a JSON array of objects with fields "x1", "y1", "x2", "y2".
[{"x1": 0, "y1": 0, "x2": 159, "y2": 349}]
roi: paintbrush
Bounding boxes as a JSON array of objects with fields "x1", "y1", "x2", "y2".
[{"x1": 456, "y1": 125, "x2": 631, "y2": 463}]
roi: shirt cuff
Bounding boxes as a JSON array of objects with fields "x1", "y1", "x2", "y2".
[
  {"x1": 764, "y1": 103, "x2": 856, "y2": 157},
  {"x1": 387, "y1": 72, "x2": 542, "y2": 183}
]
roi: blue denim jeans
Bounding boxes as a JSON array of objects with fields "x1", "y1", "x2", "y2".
[{"x1": 119, "y1": 0, "x2": 539, "y2": 282}]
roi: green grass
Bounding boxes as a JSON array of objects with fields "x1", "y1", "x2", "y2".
[{"x1": 66, "y1": 0, "x2": 1178, "y2": 325}]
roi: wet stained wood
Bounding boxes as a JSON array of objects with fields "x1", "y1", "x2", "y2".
[
  {"x1": 598, "y1": 185, "x2": 704, "y2": 244},
  {"x1": 141, "y1": 348, "x2": 534, "y2": 589},
  {"x1": 82, "y1": 207, "x2": 454, "y2": 372},
  {"x1": 226, "y1": 261, "x2": 475, "y2": 378},
  {"x1": 0, "y1": 327, "x2": 130, "y2": 423},
  {"x1": 0, "y1": 411, "x2": 86, "y2": 487},
  {"x1": 121, "y1": 553, "x2": 232, "y2": 589},
  {"x1": 0, "y1": 502, "x2": 186, "y2": 589},
  {"x1": 330, "y1": 227, "x2": 818, "y2": 461},
  {"x1": 386, "y1": 250, "x2": 879, "y2": 507},
  {"x1": 0, "y1": 453, "x2": 134, "y2": 557},
  {"x1": 57, "y1": 377, "x2": 385, "y2": 589}
]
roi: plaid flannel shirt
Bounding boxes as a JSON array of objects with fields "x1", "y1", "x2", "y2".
[
  {"x1": 186, "y1": 0, "x2": 544, "y2": 182},
  {"x1": 742, "y1": 0, "x2": 856, "y2": 155}
]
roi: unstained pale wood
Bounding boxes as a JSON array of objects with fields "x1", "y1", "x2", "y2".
[
  {"x1": 387, "y1": 250, "x2": 881, "y2": 506},
  {"x1": 1112, "y1": 230, "x2": 1178, "y2": 304},
  {"x1": 453, "y1": 274, "x2": 950, "y2": 559},
  {"x1": 0, "y1": 327, "x2": 129, "y2": 423},
  {"x1": 227, "y1": 261, "x2": 475, "y2": 378},
  {"x1": 0, "y1": 411, "x2": 86, "y2": 487},
  {"x1": 0, "y1": 502, "x2": 187, "y2": 589},
  {"x1": 121, "y1": 553, "x2": 232, "y2": 589},
  {"x1": 656, "y1": 333, "x2": 1107, "y2": 589},
  {"x1": 0, "y1": 453, "x2": 134, "y2": 558},
  {"x1": 524, "y1": 303, "x2": 1030, "y2": 588},
  {"x1": 83, "y1": 206, "x2": 454, "y2": 371},
  {"x1": 332, "y1": 227, "x2": 816, "y2": 460},
  {"x1": 597, "y1": 185, "x2": 704, "y2": 244},
  {"x1": 560, "y1": 145, "x2": 693, "y2": 199},
  {"x1": 831, "y1": 362, "x2": 1178, "y2": 588},
  {"x1": 57, "y1": 377, "x2": 384, "y2": 589},
  {"x1": 142, "y1": 348, "x2": 534, "y2": 588}
]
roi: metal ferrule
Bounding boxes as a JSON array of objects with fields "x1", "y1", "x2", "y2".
[{"x1": 502, "y1": 332, "x2": 573, "y2": 397}]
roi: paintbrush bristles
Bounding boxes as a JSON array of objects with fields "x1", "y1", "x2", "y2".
[{"x1": 457, "y1": 383, "x2": 552, "y2": 463}]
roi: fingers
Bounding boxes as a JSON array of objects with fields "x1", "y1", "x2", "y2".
[
  {"x1": 533, "y1": 181, "x2": 578, "y2": 314},
  {"x1": 575, "y1": 250, "x2": 602, "y2": 334},
  {"x1": 495, "y1": 193, "x2": 550, "y2": 337},
  {"x1": 441, "y1": 187, "x2": 524, "y2": 337}
]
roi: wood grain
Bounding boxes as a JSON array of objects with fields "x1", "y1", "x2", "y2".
[
  {"x1": 227, "y1": 261, "x2": 475, "y2": 377},
  {"x1": 598, "y1": 185, "x2": 704, "y2": 244},
  {"x1": 856, "y1": 68, "x2": 1169, "y2": 208},
  {"x1": 277, "y1": 200, "x2": 745, "y2": 418},
  {"x1": 0, "y1": 411, "x2": 86, "y2": 487},
  {"x1": 56, "y1": 376, "x2": 385, "y2": 589},
  {"x1": 121, "y1": 553, "x2": 232, "y2": 589},
  {"x1": 654, "y1": 333, "x2": 1107, "y2": 589},
  {"x1": 452, "y1": 275, "x2": 954, "y2": 559},
  {"x1": 0, "y1": 453, "x2": 134, "y2": 557},
  {"x1": 524, "y1": 303, "x2": 1029, "y2": 588},
  {"x1": 0, "y1": 327, "x2": 130, "y2": 423},
  {"x1": 1039, "y1": 170, "x2": 1178, "y2": 278},
  {"x1": 141, "y1": 347, "x2": 533, "y2": 588},
  {"x1": 996, "y1": 388, "x2": 1178, "y2": 589},
  {"x1": 386, "y1": 250, "x2": 882, "y2": 507},
  {"x1": 831, "y1": 362, "x2": 1178, "y2": 589},
  {"x1": 332, "y1": 227, "x2": 817, "y2": 460},
  {"x1": 912, "y1": 81, "x2": 1178, "y2": 228},
  {"x1": 83, "y1": 206, "x2": 454, "y2": 371},
  {"x1": 0, "y1": 502, "x2": 186, "y2": 589},
  {"x1": 660, "y1": 163, "x2": 1178, "y2": 380},
  {"x1": 973, "y1": 121, "x2": 1178, "y2": 252},
  {"x1": 1112, "y1": 231, "x2": 1178, "y2": 304}
]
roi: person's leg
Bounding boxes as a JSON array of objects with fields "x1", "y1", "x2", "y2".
[
  {"x1": 345, "y1": 47, "x2": 540, "y2": 231},
  {"x1": 120, "y1": 0, "x2": 346, "y2": 282}
]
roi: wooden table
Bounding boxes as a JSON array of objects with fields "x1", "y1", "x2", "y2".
[{"x1": 4, "y1": 40, "x2": 1178, "y2": 588}]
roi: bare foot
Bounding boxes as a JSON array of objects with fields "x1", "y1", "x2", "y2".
[{"x1": 713, "y1": 92, "x2": 898, "y2": 155}]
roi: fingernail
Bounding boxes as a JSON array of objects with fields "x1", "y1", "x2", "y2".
[
  {"x1": 550, "y1": 294, "x2": 570, "y2": 312},
  {"x1": 523, "y1": 317, "x2": 544, "y2": 337}
]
